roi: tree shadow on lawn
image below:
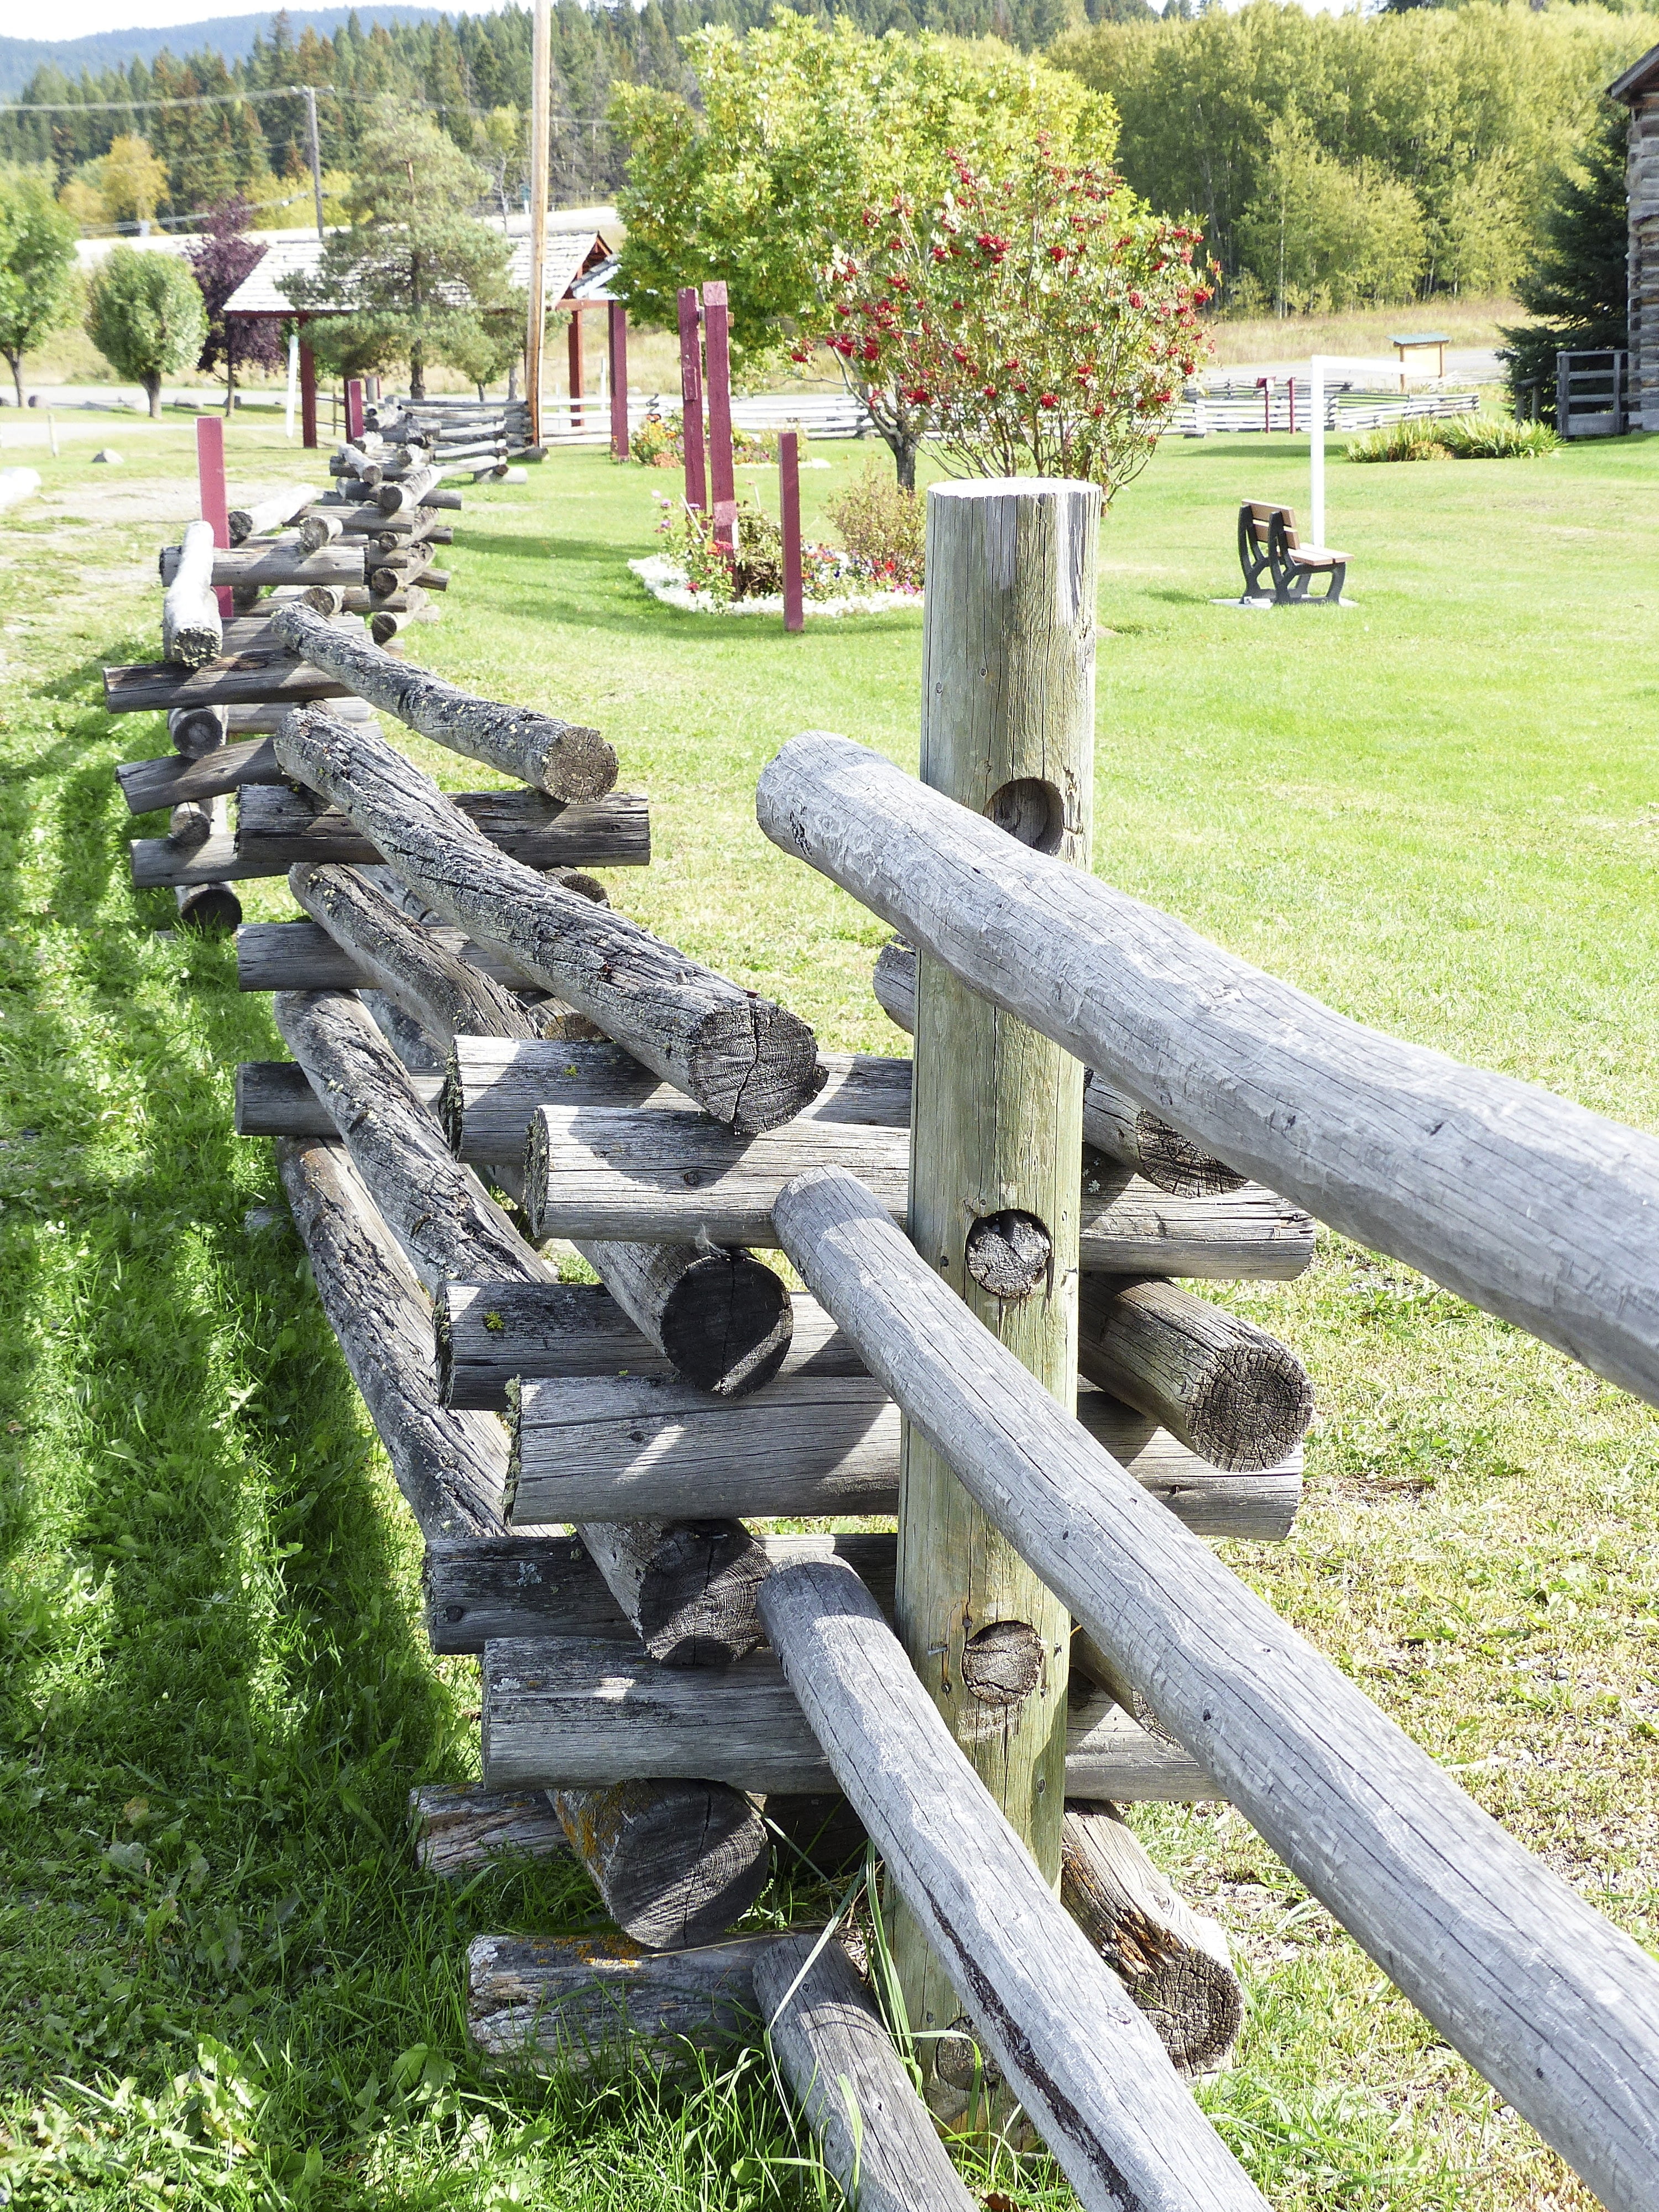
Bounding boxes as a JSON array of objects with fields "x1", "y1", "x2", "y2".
[{"x1": 0, "y1": 731, "x2": 626, "y2": 2194}]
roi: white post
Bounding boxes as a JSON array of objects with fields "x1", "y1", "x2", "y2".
[
  {"x1": 285, "y1": 332, "x2": 299, "y2": 441},
  {"x1": 1310, "y1": 355, "x2": 1326, "y2": 549},
  {"x1": 48, "y1": 411, "x2": 59, "y2": 460}
]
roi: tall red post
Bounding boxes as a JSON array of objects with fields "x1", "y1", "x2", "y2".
[
  {"x1": 702, "y1": 279, "x2": 736, "y2": 550},
  {"x1": 677, "y1": 286, "x2": 707, "y2": 512},
  {"x1": 299, "y1": 338, "x2": 318, "y2": 450},
  {"x1": 780, "y1": 429, "x2": 804, "y2": 634},
  {"x1": 195, "y1": 413, "x2": 234, "y2": 617},
  {"x1": 346, "y1": 377, "x2": 364, "y2": 440},
  {"x1": 608, "y1": 301, "x2": 629, "y2": 461}
]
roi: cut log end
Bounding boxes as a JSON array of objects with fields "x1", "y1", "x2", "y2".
[
  {"x1": 1060, "y1": 1802, "x2": 1243, "y2": 2077},
  {"x1": 688, "y1": 999, "x2": 825, "y2": 1137},
  {"x1": 1128, "y1": 1105, "x2": 1250, "y2": 1199},
  {"x1": 657, "y1": 1247, "x2": 793, "y2": 1399},
  {"x1": 633, "y1": 1520, "x2": 773, "y2": 1667},
  {"x1": 1189, "y1": 1342, "x2": 1316, "y2": 1474},
  {"x1": 175, "y1": 882, "x2": 243, "y2": 933},
  {"x1": 552, "y1": 1778, "x2": 771, "y2": 1950}
]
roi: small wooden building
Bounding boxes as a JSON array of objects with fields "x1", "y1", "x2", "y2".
[
  {"x1": 222, "y1": 228, "x2": 617, "y2": 448},
  {"x1": 1609, "y1": 44, "x2": 1659, "y2": 431}
]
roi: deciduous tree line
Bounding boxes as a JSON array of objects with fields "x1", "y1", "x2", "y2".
[{"x1": 1052, "y1": 1, "x2": 1649, "y2": 311}]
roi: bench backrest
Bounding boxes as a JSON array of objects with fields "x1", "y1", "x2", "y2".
[{"x1": 1240, "y1": 500, "x2": 1302, "y2": 549}]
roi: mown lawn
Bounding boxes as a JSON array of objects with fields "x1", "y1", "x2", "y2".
[{"x1": 0, "y1": 419, "x2": 1655, "y2": 2210}]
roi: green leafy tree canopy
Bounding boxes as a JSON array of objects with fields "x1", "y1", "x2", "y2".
[
  {"x1": 286, "y1": 99, "x2": 519, "y2": 401},
  {"x1": 610, "y1": 17, "x2": 1121, "y2": 371},
  {"x1": 85, "y1": 244, "x2": 207, "y2": 418},
  {"x1": 0, "y1": 166, "x2": 80, "y2": 409}
]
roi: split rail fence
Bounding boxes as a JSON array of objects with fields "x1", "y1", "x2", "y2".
[
  {"x1": 107, "y1": 394, "x2": 543, "y2": 934},
  {"x1": 102, "y1": 460, "x2": 1659, "y2": 2210}
]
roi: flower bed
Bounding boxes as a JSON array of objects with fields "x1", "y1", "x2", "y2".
[
  {"x1": 633, "y1": 492, "x2": 923, "y2": 616},
  {"x1": 628, "y1": 552, "x2": 921, "y2": 617}
]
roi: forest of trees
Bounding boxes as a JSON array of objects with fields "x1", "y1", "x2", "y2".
[
  {"x1": 0, "y1": 0, "x2": 1648, "y2": 311},
  {"x1": 0, "y1": 0, "x2": 1069, "y2": 228}
]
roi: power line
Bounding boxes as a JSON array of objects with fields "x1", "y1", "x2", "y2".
[{"x1": 0, "y1": 84, "x2": 333, "y2": 116}]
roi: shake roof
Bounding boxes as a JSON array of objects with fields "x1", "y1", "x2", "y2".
[{"x1": 224, "y1": 228, "x2": 616, "y2": 317}]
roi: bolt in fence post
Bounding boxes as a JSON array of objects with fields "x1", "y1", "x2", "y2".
[
  {"x1": 780, "y1": 430, "x2": 803, "y2": 633},
  {"x1": 702, "y1": 280, "x2": 735, "y2": 550},
  {"x1": 195, "y1": 413, "x2": 234, "y2": 618},
  {"x1": 677, "y1": 287, "x2": 706, "y2": 512},
  {"x1": 608, "y1": 302, "x2": 629, "y2": 460},
  {"x1": 893, "y1": 476, "x2": 1100, "y2": 2130}
]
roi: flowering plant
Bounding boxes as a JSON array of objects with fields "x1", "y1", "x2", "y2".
[
  {"x1": 818, "y1": 144, "x2": 1216, "y2": 499},
  {"x1": 653, "y1": 494, "x2": 855, "y2": 603},
  {"x1": 630, "y1": 408, "x2": 684, "y2": 467}
]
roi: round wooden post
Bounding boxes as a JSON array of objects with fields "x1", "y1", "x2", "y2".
[
  {"x1": 702, "y1": 280, "x2": 736, "y2": 550},
  {"x1": 677, "y1": 287, "x2": 707, "y2": 512},
  {"x1": 299, "y1": 336, "x2": 318, "y2": 451},
  {"x1": 608, "y1": 302, "x2": 629, "y2": 460},
  {"x1": 894, "y1": 476, "x2": 1099, "y2": 2124},
  {"x1": 780, "y1": 430, "x2": 803, "y2": 633}
]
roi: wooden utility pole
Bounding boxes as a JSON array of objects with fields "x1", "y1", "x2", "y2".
[
  {"x1": 893, "y1": 476, "x2": 1099, "y2": 2128},
  {"x1": 303, "y1": 87, "x2": 325, "y2": 240},
  {"x1": 525, "y1": 0, "x2": 551, "y2": 447}
]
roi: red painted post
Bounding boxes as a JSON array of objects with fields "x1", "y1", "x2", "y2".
[
  {"x1": 195, "y1": 413, "x2": 234, "y2": 617},
  {"x1": 299, "y1": 338, "x2": 318, "y2": 450},
  {"x1": 608, "y1": 301, "x2": 629, "y2": 461},
  {"x1": 346, "y1": 377, "x2": 364, "y2": 441},
  {"x1": 780, "y1": 429, "x2": 804, "y2": 634},
  {"x1": 702, "y1": 279, "x2": 735, "y2": 549},
  {"x1": 677, "y1": 286, "x2": 706, "y2": 512}
]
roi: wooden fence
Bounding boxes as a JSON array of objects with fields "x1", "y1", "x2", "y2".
[
  {"x1": 106, "y1": 395, "x2": 544, "y2": 932},
  {"x1": 99, "y1": 458, "x2": 1659, "y2": 2209}
]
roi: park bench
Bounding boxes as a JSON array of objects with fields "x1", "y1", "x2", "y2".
[{"x1": 1237, "y1": 499, "x2": 1348, "y2": 605}]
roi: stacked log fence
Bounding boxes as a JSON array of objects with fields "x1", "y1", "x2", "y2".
[
  {"x1": 103, "y1": 457, "x2": 1659, "y2": 2209},
  {"x1": 107, "y1": 394, "x2": 545, "y2": 935}
]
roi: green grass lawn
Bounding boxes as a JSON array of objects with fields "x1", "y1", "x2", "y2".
[{"x1": 1, "y1": 421, "x2": 1656, "y2": 2210}]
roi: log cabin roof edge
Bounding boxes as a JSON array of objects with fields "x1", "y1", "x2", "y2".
[{"x1": 1609, "y1": 40, "x2": 1659, "y2": 103}]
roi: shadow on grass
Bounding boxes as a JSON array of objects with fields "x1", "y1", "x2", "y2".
[{"x1": 0, "y1": 706, "x2": 680, "y2": 2200}]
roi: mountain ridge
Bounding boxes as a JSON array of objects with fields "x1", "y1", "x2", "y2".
[{"x1": 0, "y1": 9, "x2": 487, "y2": 98}]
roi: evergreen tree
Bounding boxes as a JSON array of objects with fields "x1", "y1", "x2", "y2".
[
  {"x1": 285, "y1": 98, "x2": 518, "y2": 400},
  {"x1": 1499, "y1": 102, "x2": 1627, "y2": 425}
]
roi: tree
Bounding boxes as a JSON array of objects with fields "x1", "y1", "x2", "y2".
[
  {"x1": 821, "y1": 145, "x2": 1212, "y2": 493},
  {"x1": 86, "y1": 245, "x2": 207, "y2": 417},
  {"x1": 285, "y1": 99, "x2": 518, "y2": 401},
  {"x1": 100, "y1": 135, "x2": 170, "y2": 232},
  {"x1": 1234, "y1": 116, "x2": 1425, "y2": 314},
  {"x1": 187, "y1": 196, "x2": 283, "y2": 415},
  {"x1": 443, "y1": 305, "x2": 524, "y2": 400},
  {"x1": 1499, "y1": 102, "x2": 1627, "y2": 426},
  {"x1": 610, "y1": 16, "x2": 1120, "y2": 479},
  {"x1": 1049, "y1": 2, "x2": 1650, "y2": 300},
  {"x1": 0, "y1": 168, "x2": 79, "y2": 408}
]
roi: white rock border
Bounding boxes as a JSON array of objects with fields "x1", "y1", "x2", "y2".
[{"x1": 629, "y1": 554, "x2": 921, "y2": 619}]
